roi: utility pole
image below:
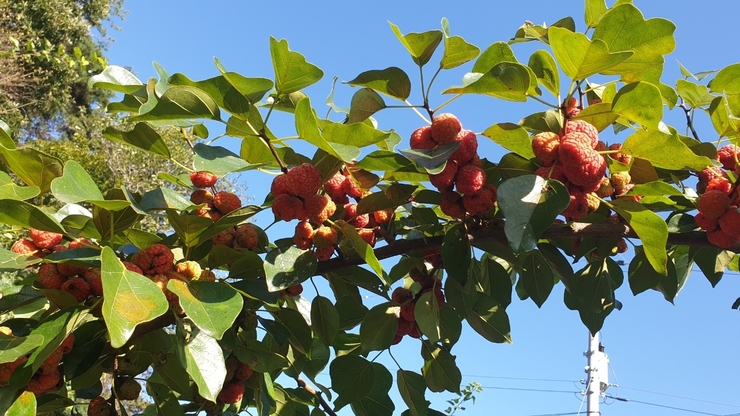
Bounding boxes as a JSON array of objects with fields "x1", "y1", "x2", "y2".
[{"x1": 584, "y1": 331, "x2": 609, "y2": 415}]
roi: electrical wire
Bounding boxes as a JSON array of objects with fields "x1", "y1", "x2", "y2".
[
  {"x1": 606, "y1": 394, "x2": 724, "y2": 416},
  {"x1": 463, "y1": 374, "x2": 576, "y2": 383},
  {"x1": 617, "y1": 386, "x2": 740, "y2": 409},
  {"x1": 479, "y1": 385, "x2": 577, "y2": 395},
  {"x1": 520, "y1": 413, "x2": 586, "y2": 416},
  {"x1": 575, "y1": 377, "x2": 590, "y2": 416}
]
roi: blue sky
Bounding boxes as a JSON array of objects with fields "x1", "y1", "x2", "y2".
[{"x1": 104, "y1": 1, "x2": 740, "y2": 415}]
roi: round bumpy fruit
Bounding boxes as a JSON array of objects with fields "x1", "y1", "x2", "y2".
[
  {"x1": 218, "y1": 380, "x2": 246, "y2": 404},
  {"x1": 213, "y1": 191, "x2": 242, "y2": 215},
  {"x1": 29, "y1": 229, "x2": 63, "y2": 249},
  {"x1": 281, "y1": 284, "x2": 304, "y2": 297},
  {"x1": 115, "y1": 378, "x2": 142, "y2": 400},
  {"x1": 563, "y1": 119, "x2": 599, "y2": 148},
  {"x1": 132, "y1": 244, "x2": 175, "y2": 276},
  {"x1": 449, "y1": 130, "x2": 478, "y2": 165},
  {"x1": 190, "y1": 171, "x2": 218, "y2": 188},
  {"x1": 430, "y1": 113, "x2": 463, "y2": 145},
  {"x1": 287, "y1": 163, "x2": 322, "y2": 198},
  {"x1": 698, "y1": 190, "x2": 732, "y2": 219},
  {"x1": 272, "y1": 194, "x2": 307, "y2": 222},
  {"x1": 312, "y1": 226, "x2": 338, "y2": 249},
  {"x1": 531, "y1": 132, "x2": 561, "y2": 166},
  {"x1": 305, "y1": 194, "x2": 336, "y2": 224},
  {"x1": 719, "y1": 207, "x2": 740, "y2": 236},
  {"x1": 462, "y1": 186, "x2": 496, "y2": 216},
  {"x1": 430, "y1": 162, "x2": 458, "y2": 192},
  {"x1": 61, "y1": 277, "x2": 91, "y2": 302},
  {"x1": 88, "y1": 396, "x2": 113, "y2": 416},
  {"x1": 37, "y1": 263, "x2": 65, "y2": 290},
  {"x1": 410, "y1": 126, "x2": 437, "y2": 150},
  {"x1": 455, "y1": 165, "x2": 486, "y2": 195},
  {"x1": 717, "y1": 144, "x2": 740, "y2": 170},
  {"x1": 440, "y1": 191, "x2": 466, "y2": 218}
]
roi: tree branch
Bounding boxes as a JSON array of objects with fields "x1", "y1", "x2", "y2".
[{"x1": 296, "y1": 376, "x2": 337, "y2": 416}]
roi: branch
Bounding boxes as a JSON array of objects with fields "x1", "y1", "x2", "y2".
[
  {"x1": 680, "y1": 101, "x2": 700, "y2": 141},
  {"x1": 296, "y1": 376, "x2": 337, "y2": 416}
]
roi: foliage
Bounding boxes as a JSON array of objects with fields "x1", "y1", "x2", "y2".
[{"x1": 1, "y1": 1, "x2": 739, "y2": 415}]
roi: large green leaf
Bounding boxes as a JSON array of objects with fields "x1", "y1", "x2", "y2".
[
  {"x1": 232, "y1": 341, "x2": 289, "y2": 373},
  {"x1": 311, "y1": 296, "x2": 340, "y2": 347},
  {"x1": 398, "y1": 369, "x2": 430, "y2": 416},
  {"x1": 356, "y1": 183, "x2": 416, "y2": 215},
  {"x1": 443, "y1": 62, "x2": 530, "y2": 102},
  {"x1": 50, "y1": 160, "x2": 104, "y2": 204},
  {"x1": 148, "y1": 381, "x2": 186, "y2": 416},
  {"x1": 102, "y1": 122, "x2": 171, "y2": 158},
  {"x1": 346, "y1": 68, "x2": 411, "y2": 101},
  {"x1": 321, "y1": 119, "x2": 392, "y2": 148},
  {"x1": 466, "y1": 295, "x2": 512, "y2": 344},
  {"x1": 168, "y1": 73, "x2": 254, "y2": 115},
  {"x1": 0, "y1": 171, "x2": 39, "y2": 200},
  {"x1": 519, "y1": 251, "x2": 556, "y2": 308},
  {"x1": 336, "y1": 221, "x2": 387, "y2": 285},
  {"x1": 0, "y1": 334, "x2": 43, "y2": 364},
  {"x1": 414, "y1": 291, "x2": 441, "y2": 344},
  {"x1": 348, "y1": 88, "x2": 386, "y2": 124},
  {"x1": 584, "y1": 0, "x2": 608, "y2": 28},
  {"x1": 442, "y1": 223, "x2": 470, "y2": 284},
  {"x1": 264, "y1": 246, "x2": 318, "y2": 292},
  {"x1": 548, "y1": 26, "x2": 632, "y2": 80},
  {"x1": 498, "y1": 175, "x2": 569, "y2": 253},
  {"x1": 388, "y1": 22, "x2": 443, "y2": 67},
  {"x1": 611, "y1": 82, "x2": 663, "y2": 129},
  {"x1": 331, "y1": 355, "x2": 375, "y2": 411},
  {"x1": 193, "y1": 143, "x2": 251, "y2": 176},
  {"x1": 606, "y1": 199, "x2": 668, "y2": 274},
  {"x1": 100, "y1": 247, "x2": 169, "y2": 348},
  {"x1": 0, "y1": 199, "x2": 65, "y2": 234},
  {"x1": 213, "y1": 57, "x2": 275, "y2": 103},
  {"x1": 440, "y1": 18, "x2": 479, "y2": 70},
  {"x1": 621, "y1": 128, "x2": 713, "y2": 171},
  {"x1": 295, "y1": 98, "x2": 360, "y2": 162},
  {"x1": 481, "y1": 123, "x2": 535, "y2": 159},
  {"x1": 88, "y1": 65, "x2": 145, "y2": 94},
  {"x1": 351, "y1": 363, "x2": 395, "y2": 416},
  {"x1": 709, "y1": 63, "x2": 740, "y2": 94},
  {"x1": 676, "y1": 80, "x2": 716, "y2": 108},
  {"x1": 0, "y1": 248, "x2": 41, "y2": 271},
  {"x1": 574, "y1": 102, "x2": 618, "y2": 131},
  {"x1": 273, "y1": 308, "x2": 312, "y2": 355},
  {"x1": 566, "y1": 258, "x2": 623, "y2": 334},
  {"x1": 6, "y1": 391, "x2": 35, "y2": 416},
  {"x1": 592, "y1": 4, "x2": 676, "y2": 75},
  {"x1": 131, "y1": 86, "x2": 221, "y2": 122},
  {"x1": 359, "y1": 302, "x2": 398, "y2": 353},
  {"x1": 420, "y1": 341, "x2": 462, "y2": 393},
  {"x1": 528, "y1": 50, "x2": 560, "y2": 96},
  {"x1": 270, "y1": 37, "x2": 324, "y2": 95},
  {"x1": 167, "y1": 211, "x2": 212, "y2": 248},
  {"x1": 179, "y1": 327, "x2": 226, "y2": 403},
  {"x1": 168, "y1": 280, "x2": 243, "y2": 340},
  {"x1": 0, "y1": 146, "x2": 63, "y2": 194}
]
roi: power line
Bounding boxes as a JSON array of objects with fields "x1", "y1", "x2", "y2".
[
  {"x1": 606, "y1": 394, "x2": 723, "y2": 416},
  {"x1": 617, "y1": 385, "x2": 740, "y2": 409},
  {"x1": 520, "y1": 412, "x2": 584, "y2": 416},
  {"x1": 480, "y1": 385, "x2": 577, "y2": 395},
  {"x1": 464, "y1": 374, "x2": 576, "y2": 384}
]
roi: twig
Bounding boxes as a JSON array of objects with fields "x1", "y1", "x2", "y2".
[
  {"x1": 296, "y1": 376, "x2": 337, "y2": 416},
  {"x1": 680, "y1": 100, "x2": 700, "y2": 141}
]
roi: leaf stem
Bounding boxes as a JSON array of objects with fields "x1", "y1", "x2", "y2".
[
  {"x1": 679, "y1": 99, "x2": 700, "y2": 141},
  {"x1": 419, "y1": 65, "x2": 427, "y2": 105},
  {"x1": 296, "y1": 376, "x2": 338, "y2": 416},
  {"x1": 406, "y1": 100, "x2": 432, "y2": 125},
  {"x1": 425, "y1": 66, "x2": 443, "y2": 102},
  {"x1": 432, "y1": 94, "x2": 462, "y2": 114},
  {"x1": 388, "y1": 349, "x2": 403, "y2": 370},
  {"x1": 527, "y1": 94, "x2": 559, "y2": 109}
]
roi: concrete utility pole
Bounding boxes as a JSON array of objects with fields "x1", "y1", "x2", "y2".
[{"x1": 584, "y1": 331, "x2": 609, "y2": 415}]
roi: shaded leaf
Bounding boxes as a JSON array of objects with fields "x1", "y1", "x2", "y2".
[
  {"x1": 168, "y1": 280, "x2": 243, "y2": 340},
  {"x1": 346, "y1": 67, "x2": 412, "y2": 101},
  {"x1": 102, "y1": 123, "x2": 170, "y2": 158},
  {"x1": 264, "y1": 247, "x2": 318, "y2": 292}
]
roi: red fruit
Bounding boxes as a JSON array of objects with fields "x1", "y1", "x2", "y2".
[
  {"x1": 440, "y1": 191, "x2": 466, "y2": 218},
  {"x1": 342, "y1": 169, "x2": 363, "y2": 199},
  {"x1": 218, "y1": 380, "x2": 245, "y2": 404},
  {"x1": 349, "y1": 213, "x2": 370, "y2": 228},
  {"x1": 190, "y1": 171, "x2": 218, "y2": 188},
  {"x1": 717, "y1": 144, "x2": 740, "y2": 170},
  {"x1": 373, "y1": 208, "x2": 394, "y2": 225},
  {"x1": 235, "y1": 224, "x2": 259, "y2": 250},
  {"x1": 429, "y1": 161, "x2": 458, "y2": 192},
  {"x1": 562, "y1": 190, "x2": 589, "y2": 221},
  {"x1": 59, "y1": 334, "x2": 75, "y2": 355},
  {"x1": 427, "y1": 287, "x2": 446, "y2": 308},
  {"x1": 213, "y1": 191, "x2": 242, "y2": 215},
  {"x1": 430, "y1": 113, "x2": 462, "y2": 145},
  {"x1": 88, "y1": 396, "x2": 113, "y2": 416},
  {"x1": 323, "y1": 172, "x2": 346, "y2": 200},
  {"x1": 608, "y1": 143, "x2": 632, "y2": 165},
  {"x1": 26, "y1": 369, "x2": 60, "y2": 396},
  {"x1": 410, "y1": 126, "x2": 437, "y2": 150},
  {"x1": 272, "y1": 194, "x2": 307, "y2": 222},
  {"x1": 294, "y1": 221, "x2": 315, "y2": 239},
  {"x1": 462, "y1": 186, "x2": 496, "y2": 216},
  {"x1": 396, "y1": 317, "x2": 414, "y2": 337},
  {"x1": 234, "y1": 361, "x2": 254, "y2": 381},
  {"x1": 315, "y1": 246, "x2": 334, "y2": 261},
  {"x1": 706, "y1": 177, "x2": 732, "y2": 195},
  {"x1": 392, "y1": 333, "x2": 404, "y2": 345},
  {"x1": 287, "y1": 163, "x2": 322, "y2": 198},
  {"x1": 707, "y1": 228, "x2": 740, "y2": 249},
  {"x1": 61, "y1": 277, "x2": 91, "y2": 302},
  {"x1": 595, "y1": 141, "x2": 607, "y2": 152},
  {"x1": 29, "y1": 229, "x2": 63, "y2": 249},
  {"x1": 400, "y1": 301, "x2": 416, "y2": 322},
  {"x1": 150, "y1": 274, "x2": 178, "y2": 302},
  {"x1": 535, "y1": 164, "x2": 568, "y2": 184},
  {"x1": 695, "y1": 212, "x2": 719, "y2": 231},
  {"x1": 559, "y1": 137, "x2": 607, "y2": 187},
  {"x1": 37, "y1": 263, "x2": 65, "y2": 290},
  {"x1": 11, "y1": 239, "x2": 39, "y2": 256},
  {"x1": 57, "y1": 259, "x2": 86, "y2": 278},
  {"x1": 532, "y1": 132, "x2": 561, "y2": 166},
  {"x1": 271, "y1": 173, "x2": 292, "y2": 196},
  {"x1": 565, "y1": 97, "x2": 580, "y2": 118},
  {"x1": 305, "y1": 194, "x2": 336, "y2": 224},
  {"x1": 719, "y1": 207, "x2": 740, "y2": 236},
  {"x1": 123, "y1": 261, "x2": 143, "y2": 275},
  {"x1": 391, "y1": 287, "x2": 414, "y2": 304},
  {"x1": 281, "y1": 284, "x2": 304, "y2": 297},
  {"x1": 0, "y1": 356, "x2": 27, "y2": 386},
  {"x1": 563, "y1": 119, "x2": 599, "y2": 148},
  {"x1": 424, "y1": 248, "x2": 442, "y2": 268},
  {"x1": 190, "y1": 189, "x2": 213, "y2": 205},
  {"x1": 455, "y1": 164, "x2": 486, "y2": 195},
  {"x1": 698, "y1": 190, "x2": 732, "y2": 219},
  {"x1": 131, "y1": 244, "x2": 175, "y2": 276},
  {"x1": 449, "y1": 130, "x2": 478, "y2": 165},
  {"x1": 313, "y1": 226, "x2": 338, "y2": 249},
  {"x1": 616, "y1": 239, "x2": 628, "y2": 254},
  {"x1": 83, "y1": 268, "x2": 103, "y2": 297},
  {"x1": 212, "y1": 228, "x2": 236, "y2": 247},
  {"x1": 408, "y1": 323, "x2": 423, "y2": 339},
  {"x1": 357, "y1": 228, "x2": 376, "y2": 247}
]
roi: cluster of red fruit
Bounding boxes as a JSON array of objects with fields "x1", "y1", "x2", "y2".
[
  {"x1": 269, "y1": 162, "x2": 392, "y2": 261},
  {"x1": 216, "y1": 356, "x2": 255, "y2": 404},
  {"x1": 0, "y1": 328, "x2": 74, "y2": 397},
  {"x1": 411, "y1": 113, "x2": 497, "y2": 218},
  {"x1": 390, "y1": 266, "x2": 445, "y2": 345},
  {"x1": 694, "y1": 146, "x2": 740, "y2": 248},
  {"x1": 190, "y1": 171, "x2": 242, "y2": 223}
]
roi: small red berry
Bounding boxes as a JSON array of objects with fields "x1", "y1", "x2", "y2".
[{"x1": 190, "y1": 171, "x2": 218, "y2": 188}]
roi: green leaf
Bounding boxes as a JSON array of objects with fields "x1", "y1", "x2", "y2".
[
  {"x1": 270, "y1": 37, "x2": 324, "y2": 95},
  {"x1": 346, "y1": 67, "x2": 412, "y2": 101},
  {"x1": 709, "y1": 63, "x2": 740, "y2": 94},
  {"x1": 481, "y1": 123, "x2": 535, "y2": 159},
  {"x1": 466, "y1": 295, "x2": 512, "y2": 344},
  {"x1": 528, "y1": 50, "x2": 560, "y2": 96},
  {"x1": 442, "y1": 223, "x2": 470, "y2": 285},
  {"x1": 585, "y1": 0, "x2": 608, "y2": 28},
  {"x1": 0, "y1": 199, "x2": 65, "y2": 234},
  {"x1": 6, "y1": 391, "x2": 35, "y2": 416},
  {"x1": 351, "y1": 363, "x2": 395, "y2": 416},
  {"x1": 100, "y1": 247, "x2": 169, "y2": 348},
  {"x1": 0, "y1": 171, "x2": 39, "y2": 200},
  {"x1": 676, "y1": 80, "x2": 716, "y2": 108},
  {"x1": 102, "y1": 123, "x2": 171, "y2": 158},
  {"x1": 88, "y1": 65, "x2": 144, "y2": 94},
  {"x1": 336, "y1": 221, "x2": 387, "y2": 285},
  {"x1": 592, "y1": 4, "x2": 676, "y2": 75},
  {"x1": 0, "y1": 334, "x2": 43, "y2": 364},
  {"x1": 519, "y1": 110, "x2": 563, "y2": 134},
  {"x1": 388, "y1": 22, "x2": 443, "y2": 67},
  {"x1": 167, "y1": 281, "x2": 243, "y2": 340},
  {"x1": 263, "y1": 246, "x2": 317, "y2": 292},
  {"x1": 214, "y1": 57, "x2": 275, "y2": 103},
  {"x1": 0, "y1": 248, "x2": 41, "y2": 271},
  {"x1": 193, "y1": 143, "x2": 251, "y2": 176},
  {"x1": 356, "y1": 183, "x2": 416, "y2": 215},
  {"x1": 273, "y1": 308, "x2": 312, "y2": 355},
  {"x1": 360, "y1": 302, "x2": 398, "y2": 353},
  {"x1": 321, "y1": 120, "x2": 392, "y2": 148},
  {"x1": 331, "y1": 355, "x2": 375, "y2": 411},
  {"x1": 295, "y1": 98, "x2": 360, "y2": 162},
  {"x1": 415, "y1": 291, "x2": 441, "y2": 344},
  {"x1": 131, "y1": 86, "x2": 221, "y2": 122},
  {"x1": 148, "y1": 382, "x2": 186, "y2": 416},
  {"x1": 443, "y1": 62, "x2": 531, "y2": 102},
  {"x1": 400, "y1": 142, "x2": 461, "y2": 173},
  {"x1": 179, "y1": 327, "x2": 226, "y2": 403},
  {"x1": 0, "y1": 146, "x2": 63, "y2": 194},
  {"x1": 498, "y1": 176, "x2": 569, "y2": 253},
  {"x1": 311, "y1": 296, "x2": 340, "y2": 347},
  {"x1": 50, "y1": 160, "x2": 104, "y2": 204},
  {"x1": 168, "y1": 73, "x2": 253, "y2": 115},
  {"x1": 692, "y1": 247, "x2": 732, "y2": 287},
  {"x1": 440, "y1": 18, "x2": 479, "y2": 70},
  {"x1": 167, "y1": 211, "x2": 212, "y2": 248},
  {"x1": 606, "y1": 199, "x2": 668, "y2": 274},
  {"x1": 233, "y1": 341, "x2": 289, "y2": 373},
  {"x1": 420, "y1": 341, "x2": 462, "y2": 393},
  {"x1": 708, "y1": 96, "x2": 739, "y2": 138},
  {"x1": 348, "y1": 88, "x2": 386, "y2": 124},
  {"x1": 611, "y1": 82, "x2": 663, "y2": 129},
  {"x1": 548, "y1": 26, "x2": 632, "y2": 80},
  {"x1": 621, "y1": 128, "x2": 713, "y2": 171},
  {"x1": 0, "y1": 119, "x2": 13, "y2": 148},
  {"x1": 566, "y1": 259, "x2": 622, "y2": 334},
  {"x1": 354, "y1": 151, "x2": 414, "y2": 172},
  {"x1": 574, "y1": 102, "x2": 618, "y2": 131},
  {"x1": 398, "y1": 370, "x2": 429, "y2": 416},
  {"x1": 519, "y1": 251, "x2": 556, "y2": 307}
]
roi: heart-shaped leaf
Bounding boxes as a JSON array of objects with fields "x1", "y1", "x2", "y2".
[
  {"x1": 51, "y1": 160, "x2": 104, "y2": 204},
  {"x1": 270, "y1": 37, "x2": 324, "y2": 95},
  {"x1": 264, "y1": 246, "x2": 318, "y2": 292},
  {"x1": 388, "y1": 22, "x2": 443, "y2": 67},
  {"x1": 346, "y1": 67, "x2": 412, "y2": 101},
  {"x1": 548, "y1": 26, "x2": 633, "y2": 80},
  {"x1": 168, "y1": 280, "x2": 243, "y2": 340}
]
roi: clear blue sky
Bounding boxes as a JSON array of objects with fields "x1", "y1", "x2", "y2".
[{"x1": 104, "y1": 1, "x2": 740, "y2": 415}]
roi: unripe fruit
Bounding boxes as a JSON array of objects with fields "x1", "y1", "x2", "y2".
[
  {"x1": 305, "y1": 194, "x2": 336, "y2": 224},
  {"x1": 190, "y1": 189, "x2": 213, "y2": 205},
  {"x1": 174, "y1": 261, "x2": 202, "y2": 280},
  {"x1": 313, "y1": 226, "x2": 338, "y2": 249},
  {"x1": 115, "y1": 378, "x2": 142, "y2": 400}
]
